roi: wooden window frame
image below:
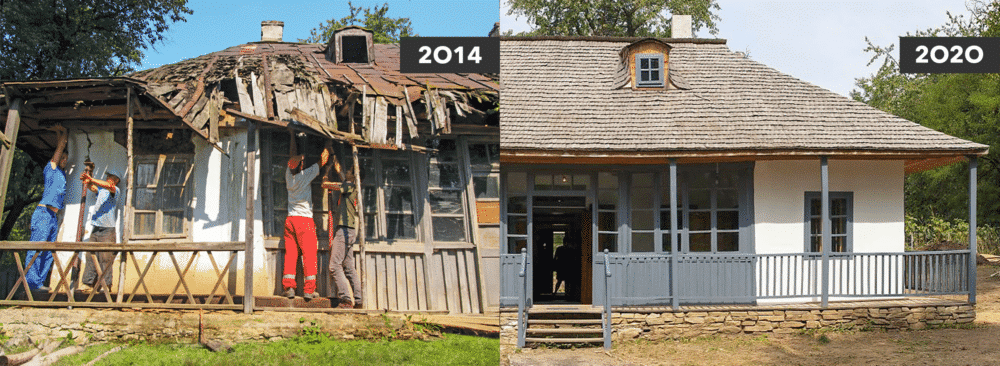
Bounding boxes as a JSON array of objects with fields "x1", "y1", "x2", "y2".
[
  {"x1": 361, "y1": 149, "x2": 420, "y2": 243},
  {"x1": 129, "y1": 154, "x2": 194, "y2": 240},
  {"x1": 466, "y1": 139, "x2": 500, "y2": 226},
  {"x1": 428, "y1": 139, "x2": 470, "y2": 243},
  {"x1": 804, "y1": 191, "x2": 854, "y2": 255},
  {"x1": 260, "y1": 131, "x2": 331, "y2": 240},
  {"x1": 635, "y1": 53, "x2": 664, "y2": 87}
]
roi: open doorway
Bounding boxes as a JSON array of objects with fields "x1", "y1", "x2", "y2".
[{"x1": 532, "y1": 196, "x2": 589, "y2": 304}]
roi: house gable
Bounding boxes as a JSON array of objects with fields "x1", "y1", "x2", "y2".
[{"x1": 325, "y1": 26, "x2": 375, "y2": 64}]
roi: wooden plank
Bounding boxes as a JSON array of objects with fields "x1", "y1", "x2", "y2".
[
  {"x1": 406, "y1": 254, "x2": 417, "y2": 311},
  {"x1": 0, "y1": 241, "x2": 245, "y2": 251},
  {"x1": 245, "y1": 118, "x2": 257, "y2": 313},
  {"x1": 455, "y1": 249, "x2": 472, "y2": 313},
  {"x1": 0, "y1": 99, "x2": 23, "y2": 220},
  {"x1": 365, "y1": 253, "x2": 376, "y2": 310},
  {"x1": 250, "y1": 72, "x2": 266, "y2": 118},
  {"x1": 415, "y1": 254, "x2": 427, "y2": 310},
  {"x1": 208, "y1": 86, "x2": 220, "y2": 143},
  {"x1": 177, "y1": 55, "x2": 220, "y2": 117},
  {"x1": 234, "y1": 73, "x2": 254, "y2": 115},
  {"x1": 373, "y1": 97, "x2": 388, "y2": 144},
  {"x1": 465, "y1": 249, "x2": 482, "y2": 313},
  {"x1": 386, "y1": 254, "x2": 398, "y2": 310},
  {"x1": 0, "y1": 300, "x2": 241, "y2": 310},
  {"x1": 441, "y1": 251, "x2": 460, "y2": 313},
  {"x1": 375, "y1": 254, "x2": 386, "y2": 309},
  {"x1": 394, "y1": 105, "x2": 403, "y2": 148},
  {"x1": 119, "y1": 88, "x2": 134, "y2": 303},
  {"x1": 401, "y1": 88, "x2": 419, "y2": 138},
  {"x1": 394, "y1": 253, "x2": 407, "y2": 310}
]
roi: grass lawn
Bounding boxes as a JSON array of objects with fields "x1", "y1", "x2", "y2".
[{"x1": 53, "y1": 334, "x2": 498, "y2": 366}]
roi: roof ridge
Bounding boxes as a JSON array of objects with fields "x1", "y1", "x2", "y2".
[{"x1": 500, "y1": 36, "x2": 726, "y2": 44}]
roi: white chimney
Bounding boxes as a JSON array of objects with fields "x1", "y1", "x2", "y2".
[
  {"x1": 261, "y1": 21, "x2": 284, "y2": 42},
  {"x1": 672, "y1": 15, "x2": 692, "y2": 38}
]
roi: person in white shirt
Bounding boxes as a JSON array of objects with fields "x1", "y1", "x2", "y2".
[{"x1": 281, "y1": 129, "x2": 328, "y2": 300}]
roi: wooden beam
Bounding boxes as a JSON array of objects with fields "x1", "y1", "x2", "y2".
[
  {"x1": 0, "y1": 241, "x2": 245, "y2": 251},
  {"x1": 0, "y1": 99, "x2": 23, "y2": 224},
  {"x1": 969, "y1": 156, "x2": 978, "y2": 304},
  {"x1": 118, "y1": 87, "x2": 135, "y2": 303},
  {"x1": 261, "y1": 55, "x2": 275, "y2": 120},
  {"x1": 244, "y1": 119, "x2": 257, "y2": 314},
  {"x1": 501, "y1": 149, "x2": 991, "y2": 165},
  {"x1": 177, "y1": 55, "x2": 220, "y2": 118}
]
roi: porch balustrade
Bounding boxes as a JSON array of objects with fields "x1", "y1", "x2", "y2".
[{"x1": 0, "y1": 241, "x2": 245, "y2": 310}]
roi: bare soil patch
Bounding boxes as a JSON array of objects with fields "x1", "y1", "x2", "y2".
[{"x1": 504, "y1": 264, "x2": 1000, "y2": 366}]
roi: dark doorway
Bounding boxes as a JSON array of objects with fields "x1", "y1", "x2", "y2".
[{"x1": 532, "y1": 196, "x2": 586, "y2": 304}]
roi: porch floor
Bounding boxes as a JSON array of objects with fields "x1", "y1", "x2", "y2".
[{"x1": 506, "y1": 297, "x2": 971, "y2": 314}]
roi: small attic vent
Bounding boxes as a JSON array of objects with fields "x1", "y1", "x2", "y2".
[
  {"x1": 342, "y1": 36, "x2": 368, "y2": 63},
  {"x1": 326, "y1": 26, "x2": 375, "y2": 64}
]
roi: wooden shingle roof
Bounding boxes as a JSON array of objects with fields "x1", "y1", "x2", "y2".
[{"x1": 500, "y1": 38, "x2": 987, "y2": 170}]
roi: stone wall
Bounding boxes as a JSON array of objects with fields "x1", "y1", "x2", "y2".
[
  {"x1": 0, "y1": 308, "x2": 391, "y2": 347},
  {"x1": 500, "y1": 304, "x2": 975, "y2": 345}
]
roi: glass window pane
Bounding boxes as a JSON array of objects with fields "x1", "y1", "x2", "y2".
[
  {"x1": 507, "y1": 172, "x2": 527, "y2": 196},
  {"x1": 508, "y1": 238, "x2": 527, "y2": 254},
  {"x1": 163, "y1": 211, "x2": 184, "y2": 234},
  {"x1": 632, "y1": 210, "x2": 654, "y2": 230},
  {"x1": 599, "y1": 233, "x2": 617, "y2": 252},
  {"x1": 135, "y1": 188, "x2": 157, "y2": 211},
  {"x1": 650, "y1": 70, "x2": 659, "y2": 81},
  {"x1": 718, "y1": 210, "x2": 739, "y2": 230},
  {"x1": 359, "y1": 158, "x2": 376, "y2": 183},
  {"x1": 508, "y1": 197, "x2": 526, "y2": 214},
  {"x1": 469, "y1": 144, "x2": 490, "y2": 167},
  {"x1": 640, "y1": 58, "x2": 649, "y2": 69},
  {"x1": 631, "y1": 188, "x2": 654, "y2": 209},
  {"x1": 572, "y1": 174, "x2": 590, "y2": 191},
  {"x1": 386, "y1": 214, "x2": 416, "y2": 240},
  {"x1": 432, "y1": 217, "x2": 466, "y2": 242},
  {"x1": 385, "y1": 186, "x2": 413, "y2": 212},
  {"x1": 362, "y1": 187, "x2": 378, "y2": 212},
  {"x1": 689, "y1": 189, "x2": 710, "y2": 210},
  {"x1": 473, "y1": 175, "x2": 500, "y2": 199},
  {"x1": 429, "y1": 164, "x2": 461, "y2": 189},
  {"x1": 811, "y1": 236, "x2": 821, "y2": 252},
  {"x1": 136, "y1": 163, "x2": 156, "y2": 187},
  {"x1": 429, "y1": 190, "x2": 464, "y2": 214},
  {"x1": 534, "y1": 174, "x2": 551, "y2": 191},
  {"x1": 272, "y1": 184, "x2": 287, "y2": 210},
  {"x1": 659, "y1": 211, "x2": 676, "y2": 230},
  {"x1": 832, "y1": 217, "x2": 847, "y2": 235},
  {"x1": 434, "y1": 140, "x2": 458, "y2": 162},
  {"x1": 383, "y1": 160, "x2": 411, "y2": 185},
  {"x1": 161, "y1": 162, "x2": 187, "y2": 185},
  {"x1": 810, "y1": 198, "x2": 821, "y2": 216},
  {"x1": 691, "y1": 170, "x2": 713, "y2": 187},
  {"x1": 640, "y1": 70, "x2": 650, "y2": 81},
  {"x1": 832, "y1": 198, "x2": 847, "y2": 216},
  {"x1": 832, "y1": 236, "x2": 847, "y2": 252},
  {"x1": 690, "y1": 233, "x2": 711, "y2": 252},
  {"x1": 717, "y1": 189, "x2": 738, "y2": 209},
  {"x1": 161, "y1": 187, "x2": 185, "y2": 210},
  {"x1": 598, "y1": 190, "x2": 618, "y2": 208},
  {"x1": 509, "y1": 216, "x2": 527, "y2": 235},
  {"x1": 718, "y1": 232, "x2": 739, "y2": 252},
  {"x1": 650, "y1": 58, "x2": 659, "y2": 69},
  {"x1": 134, "y1": 213, "x2": 155, "y2": 235},
  {"x1": 662, "y1": 233, "x2": 673, "y2": 252},
  {"x1": 598, "y1": 172, "x2": 617, "y2": 189},
  {"x1": 690, "y1": 211, "x2": 711, "y2": 231},
  {"x1": 811, "y1": 218, "x2": 821, "y2": 235},
  {"x1": 274, "y1": 210, "x2": 287, "y2": 236},
  {"x1": 365, "y1": 215, "x2": 377, "y2": 241},
  {"x1": 632, "y1": 232, "x2": 654, "y2": 252},
  {"x1": 272, "y1": 164, "x2": 286, "y2": 184},
  {"x1": 598, "y1": 212, "x2": 617, "y2": 232},
  {"x1": 633, "y1": 173, "x2": 653, "y2": 187}
]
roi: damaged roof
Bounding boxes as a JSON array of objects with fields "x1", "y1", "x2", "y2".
[{"x1": 500, "y1": 38, "x2": 987, "y2": 171}]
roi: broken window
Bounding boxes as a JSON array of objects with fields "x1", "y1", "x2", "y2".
[
  {"x1": 131, "y1": 155, "x2": 193, "y2": 239},
  {"x1": 341, "y1": 36, "x2": 368, "y2": 63},
  {"x1": 359, "y1": 149, "x2": 417, "y2": 242},
  {"x1": 428, "y1": 140, "x2": 467, "y2": 242},
  {"x1": 636, "y1": 53, "x2": 664, "y2": 87},
  {"x1": 468, "y1": 141, "x2": 499, "y2": 224},
  {"x1": 261, "y1": 131, "x2": 330, "y2": 239}
]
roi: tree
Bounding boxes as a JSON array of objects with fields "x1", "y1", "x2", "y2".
[
  {"x1": 852, "y1": 1, "x2": 1000, "y2": 226},
  {"x1": 505, "y1": 0, "x2": 721, "y2": 37},
  {"x1": 301, "y1": 1, "x2": 415, "y2": 44},
  {"x1": 0, "y1": 0, "x2": 192, "y2": 80},
  {"x1": 0, "y1": 0, "x2": 190, "y2": 243}
]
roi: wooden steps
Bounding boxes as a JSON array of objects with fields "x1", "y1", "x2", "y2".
[{"x1": 523, "y1": 305, "x2": 607, "y2": 347}]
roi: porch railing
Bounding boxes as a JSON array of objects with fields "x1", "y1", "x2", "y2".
[
  {"x1": 594, "y1": 250, "x2": 972, "y2": 306},
  {"x1": 516, "y1": 248, "x2": 528, "y2": 348},
  {"x1": 602, "y1": 249, "x2": 611, "y2": 350},
  {"x1": 0, "y1": 241, "x2": 245, "y2": 310}
]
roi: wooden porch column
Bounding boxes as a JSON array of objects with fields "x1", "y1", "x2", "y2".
[
  {"x1": 669, "y1": 158, "x2": 679, "y2": 310},
  {"x1": 0, "y1": 99, "x2": 24, "y2": 218},
  {"x1": 244, "y1": 120, "x2": 257, "y2": 314},
  {"x1": 968, "y1": 156, "x2": 978, "y2": 304},
  {"x1": 820, "y1": 156, "x2": 830, "y2": 307},
  {"x1": 118, "y1": 88, "x2": 135, "y2": 303}
]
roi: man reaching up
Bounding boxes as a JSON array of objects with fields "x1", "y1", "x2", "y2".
[{"x1": 281, "y1": 129, "x2": 328, "y2": 300}]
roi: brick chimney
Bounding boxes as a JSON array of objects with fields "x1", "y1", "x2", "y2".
[
  {"x1": 261, "y1": 21, "x2": 284, "y2": 42},
  {"x1": 672, "y1": 15, "x2": 692, "y2": 38}
]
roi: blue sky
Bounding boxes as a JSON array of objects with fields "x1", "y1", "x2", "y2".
[
  {"x1": 139, "y1": 0, "x2": 500, "y2": 70},
  {"x1": 502, "y1": 0, "x2": 972, "y2": 97}
]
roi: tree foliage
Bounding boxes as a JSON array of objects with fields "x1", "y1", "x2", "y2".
[
  {"x1": 852, "y1": 0, "x2": 1000, "y2": 226},
  {"x1": 0, "y1": 0, "x2": 192, "y2": 80},
  {"x1": 505, "y1": 0, "x2": 721, "y2": 37},
  {"x1": 301, "y1": 1, "x2": 415, "y2": 44}
]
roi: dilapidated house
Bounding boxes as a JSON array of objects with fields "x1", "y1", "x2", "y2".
[
  {"x1": 0, "y1": 22, "x2": 499, "y2": 314},
  {"x1": 500, "y1": 16, "x2": 987, "y2": 347}
]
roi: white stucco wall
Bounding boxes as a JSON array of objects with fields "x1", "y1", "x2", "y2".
[
  {"x1": 753, "y1": 159, "x2": 905, "y2": 303},
  {"x1": 753, "y1": 159, "x2": 905, "y2": 254},
  {"x1": 55, "y1": 128, "x2": 268, "y2": 296}
]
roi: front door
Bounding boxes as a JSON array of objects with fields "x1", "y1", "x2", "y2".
[{"x1": 532, "y1": 195, "x2": 587, "y2": 304}]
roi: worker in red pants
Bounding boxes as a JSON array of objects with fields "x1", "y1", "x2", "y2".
[{"x1": 282, "y1": 129, "x2": 328, "y2": 299}]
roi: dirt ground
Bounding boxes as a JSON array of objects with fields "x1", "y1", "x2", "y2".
[{"x1": 504, "y1": 264, "x2": 1000, "y2": 366}]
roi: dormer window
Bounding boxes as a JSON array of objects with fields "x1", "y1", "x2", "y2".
[
  {"x1": 636, "y1": 54, "x2": 664, "y2": 87},
  {"x1": 326, "y1": 26, "x2": 375, "y2": 64}
]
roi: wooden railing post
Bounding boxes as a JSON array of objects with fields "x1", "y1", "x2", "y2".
[
  {"x1": 969, "y1": 156, "x2": 977, "y2": 304},
  {"x1": 244, "y1": 120, "x2": 257, "y2": 314},
  {"x1": 669, "y1": 158, "x2": 679, "y2": 310},
  {"x1": 0, "y1": 99, "x2": 23, "y2": 221},
  {"x1": 821, "y1": 156, "x2": 830, "y2": 307},
  {"x1": 117, "y1": 88, "x2": 135, "y2": 303}
]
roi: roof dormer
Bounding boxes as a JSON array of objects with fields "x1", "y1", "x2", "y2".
[
  {"x1": 325, "y1": 26, "x2": 375, "y2": 64},
  {"x1": 621, "y1": 38, "x2": 672, "y2": 90}
]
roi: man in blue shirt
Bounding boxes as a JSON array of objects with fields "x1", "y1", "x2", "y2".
[
  {"x1": 25, "y1": 125, "x2": 68, "y2": 291},
  {"x1": 79, "y1": 169, "x2": 120, "y2": 292}
]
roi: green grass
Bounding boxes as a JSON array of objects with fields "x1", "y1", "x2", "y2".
[{"x1": 53, "y1": 334, "x2": 499, "y2": 366}]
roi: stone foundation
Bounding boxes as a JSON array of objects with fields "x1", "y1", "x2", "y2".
[
  {"x1": 501, "y1": 303, "x2": 975, "y2": 345},
  {"x1": 0, "y1": 307, "x2": 396, "y2": 347}
]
